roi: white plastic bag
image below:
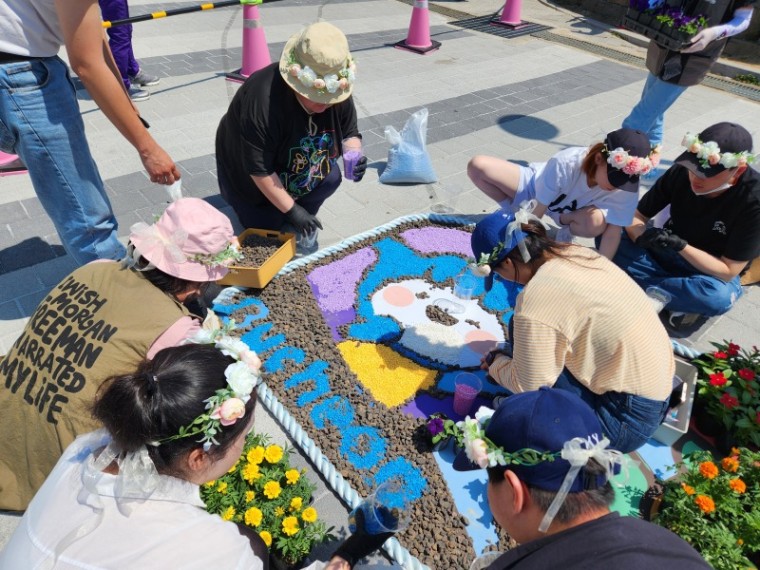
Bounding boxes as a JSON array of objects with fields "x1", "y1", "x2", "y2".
[{"x1": 379, "y1": 108, "x2": 437, "y2": 184}]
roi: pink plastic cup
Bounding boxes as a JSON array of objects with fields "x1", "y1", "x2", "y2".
[{"x1": 453, "y1": 373, "x2": 482, "y2": 416}]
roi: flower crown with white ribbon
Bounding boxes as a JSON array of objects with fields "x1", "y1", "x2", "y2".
[
  {"x1": 157, "y1": 323, "x2": 262, "y2": 451},
  {"x1": 471, "y1": 201, "x2": 545, "y2": 278},
  {"x1": 285, "y1": 50, "x2": 356, "y2": 95},
  {"x1": 456, "y1": 406, "x2": 632, "y2": 533},
  {"x1": 681, "y1": 133, "x2": 757, "y2": 169},
  {"x1": 605, "y1": 144, "x2": 662, "y2": 177}
]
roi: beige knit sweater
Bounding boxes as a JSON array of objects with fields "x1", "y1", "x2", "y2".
[{"x1": 489, "y1": 246, "x2": 674, "y2": 400}]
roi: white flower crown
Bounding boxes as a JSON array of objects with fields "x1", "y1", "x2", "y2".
[
  {"x1": 681, "y1": 133, "x2": 757, "y2": 169},
  {"x1": 605, "y1": 144, "x2": 661, "y2": 177},
  {"x1": 157, "y1": 322, "x2": 262, "y2": 451},
  {"x1": 286, "y1": 50, "x2": 356, "y2": 95}
]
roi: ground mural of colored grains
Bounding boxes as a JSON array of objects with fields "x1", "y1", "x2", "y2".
[{"x1": 215, "y1": 219, "x2": 709, "y2": 563}]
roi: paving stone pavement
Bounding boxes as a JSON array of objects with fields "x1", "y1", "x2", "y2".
[{"x1": 1, "y1": 0, "x2": 759, "y2": 565}]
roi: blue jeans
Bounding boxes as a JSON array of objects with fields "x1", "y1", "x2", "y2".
[
  {"x1": 622, "y1": 73, "x2": 687, "y2": 146},
  {"x1": 0, "y1": 57, "x2": 125, "y2": 265},
  {"x1": 554, "y1": 373, "x2": 669, "y2": 453},
  {"x1": 612, "y1": 233, "x2": 742, "y2": 316}
]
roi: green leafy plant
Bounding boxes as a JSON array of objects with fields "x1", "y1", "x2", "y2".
[
  {"x1": 426, "y1": 412, "x2": 460, "y2": 445},
  {"x1": 201, "y1": 432, "x2": 334, "y2": 565},
  {"x1": 693, "y1": 341, "x2": 760, "y2": 448},
  {"x1": 736, "y1": 74, "x2": 760, "y2": 86},
  {"x1": 654, "y1": 448, "x2": 760, "y2": 569}
]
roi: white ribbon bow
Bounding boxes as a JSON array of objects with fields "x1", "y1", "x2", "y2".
[
  {"x1": 537, "y1": 435, "x2": 632, "y2": 533},
  {"x1": 129, "y1": 222, "x2": 189, "y2": 269},
  {"x1": 503, "y1": 200, "x2": 545, "y2": 264}
]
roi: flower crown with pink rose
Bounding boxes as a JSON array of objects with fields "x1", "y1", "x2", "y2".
[
  {"x1": 155, "y1": 322, "x2": 262, "y2": 451},
  {"x1": 284, "y1": 49, "x2": 356, "y2": 95},
  {"x1": 681, "y1": 133, "x2": 757, "y2": 170},
  {"x1": 604, "y1": 143, "x2": 662, "y2": 177}
]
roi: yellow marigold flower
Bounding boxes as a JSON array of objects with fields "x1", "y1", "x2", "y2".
[
  {"x1": 216, "y1": 481, "x2": 228, "y2": 494},
  {"x1": 729, "y1": 478, "x2": 747, "y2": 494},
  {"x1": 722, "y1": 457, "x2": 740, "y2": 473},
  {"x1": 221, "y1": 506, "x2": 236, "y2": 521},
  {"x1": 285, "y1": 469, "x2": 300, "y2": 485},
  {"x1": 244, "y1": 507, "x2": 263, "y2": 527},
  {"x1": 245, "y1": 491, "x2": 256, "y2": 503},
  {"x1": 203, "y1": 480, "x2": 216, "y2": 489},
  {"x1": 737, "y1": 538, "x2": 744, "y2": 546},
  {"x1": 694, "y1": 495, "x2": 715, "y2": 514},
  {"x1": 282, "y1": 516, "x2": 300, "y2": 536},
  {"x1": 259, "y1": 531, "x2": 272, "y2": 547},
  {"x1": 731, "y1": 447, "x2": 741, "y2": 457},
  {"x1": 264, "y1": 445, "x2": 284, "y2": 464},
  {"x1": 275, "y1": 507, "x2": 285, "y2": 516},
  {"x1": 290, "y1": 497, "x2": 303, "y2": 512},
  {"x1": 242, "y1": 462, "x2": 262, "y2": 484},
  {"x1": 263, "y1": 480, "x2": 281, "y2": 499},
  {"x1": 698, "y1": 461, "x2": 719, "y2": 480},
  {"x1": 302, "y1": 506, "x2": 318, "y2": 523},
  {"x1": 681, "y1": 483, "x2": 696, "y2": 496},
  {"x1": 227, "y1": 460, "x2": 239, "y2": 474},
  {"x1": 247, "y1": 446, "x2": 265, "y2": 465}
]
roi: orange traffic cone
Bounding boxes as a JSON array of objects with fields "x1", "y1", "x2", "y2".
[
  {"x1": 491, "y1": 0, "x2": 528, "y2": 28},
  {"x1": 226, "y1": 4, "x2": 271, "y2": 83},
  {"x1": 395, "y1": 0, "x2": 441, "y2": 54}
]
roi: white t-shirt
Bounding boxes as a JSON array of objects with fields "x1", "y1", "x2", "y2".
[
  {"x1": 0, "y1": 0, "x2": 64, "y2": 58},
  {"x1": 531, "y1": 147, "x2": 638, "y2": 227},
  {"x1": 0, "y1": 430, "x2": 265, "y2": 570}
]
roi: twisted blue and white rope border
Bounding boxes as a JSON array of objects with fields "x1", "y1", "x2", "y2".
[{"x1": 223, "y1": 213, "x2": 702, "y2": 570}]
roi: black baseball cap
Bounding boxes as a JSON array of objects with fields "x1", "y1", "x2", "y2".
[
  {"x1": 603, "y1": 128, "x2": 652, "y2": 193},
  {"x1": 675, "y1": 122, "x2": 753, "y2": 178}
]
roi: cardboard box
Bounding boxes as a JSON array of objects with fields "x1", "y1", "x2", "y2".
[
  {"x1": 217, "y1": 228, "x2": 296, "y2": 289},
  {"x1": 652, "y1": 356, "x2": 698, "y2": 446}
]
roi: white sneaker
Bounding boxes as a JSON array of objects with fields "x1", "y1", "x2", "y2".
[
  {"x1": 128, "y1": 86, "x2": 150, "y2": 102},
  {"x1": 130, "y1": 69, "x2": 160, "y2": 86}
]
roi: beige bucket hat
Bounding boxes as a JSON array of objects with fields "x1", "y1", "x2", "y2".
[{"x1": 279, "y1": 22, "x2": 356, "y2": 105}]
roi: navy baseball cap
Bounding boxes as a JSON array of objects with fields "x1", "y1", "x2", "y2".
[
  {"x1": 471, "y1": 210, "x2": 525, "y2": 292},
  {"x1": 453, "y1": 388, "x2": 608, "y2": 493},
  {"x1": 603, "y1": 128, "x2": 651, "y2": 193},
  {"x1": 675, "y1": 122, "x2": 753, "y2": 178}
]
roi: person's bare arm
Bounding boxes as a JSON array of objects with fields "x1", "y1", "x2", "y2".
[
  {"x1": 597, "y1": 223, "x2": 623, "y2": 259},
  {"x1": 678, "y1": 248, "x2": 747, "y2": 281},
  {"x1": 55, "y1": 0, "x2": 180, "y2": 184},
  {"x1": 251, "y1": 174, "x2": 295, "y2": 212},
  {"x1": 624, "y1": 210, "x2": 649, "y2": 242}
]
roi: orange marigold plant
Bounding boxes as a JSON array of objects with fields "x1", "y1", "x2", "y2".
[{"x1": 654, "y1": 448, "x2": 760, "y2": 570}]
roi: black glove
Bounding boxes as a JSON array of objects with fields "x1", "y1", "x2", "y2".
[
  {"x1": 653, "y1": 229, "x2": 687, "y2": 252},
  {"x1": 333, "y1": 509, "x2": 394, "y2": 568},
  {"x1": 635, "y1": 227, "x2": 666, "y2": 250},
  {"x1": 285, "y1": 203, "x2": 322, "y2": 235},
  {"x1": 352, "y1": 156, "x2": 368, "y2": 182}
]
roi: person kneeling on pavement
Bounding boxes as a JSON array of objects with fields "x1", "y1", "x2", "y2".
[
  {"x1": 452, "y1": 388, "x2": 710, "y2": 569},
  {"x1": 611, "y1": 122, "x2": 759, "y2": 327},
  {"x1": 215, "y1": 21, "x2": 367, "y2": 255},
  {"x1": 0, "y1": 197, "x2": 240, "y2": 511},
  {"x1": 472, "y1": 205, "x2": 673, "y2": 453}
]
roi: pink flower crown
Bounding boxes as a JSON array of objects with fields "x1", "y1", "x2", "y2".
[{"x1": 605, "y1": 144, "x2": 662, "y2": 177}]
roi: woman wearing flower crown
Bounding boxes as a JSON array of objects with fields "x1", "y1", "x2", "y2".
[
  {"x1": 216, "y1": 21, "x2": 367, "y2": 256},
  {"x1": 471, "y1": 206, "x2": 674, "y2": 453},
  {"x1": 467, "y1": 128, "x2": 659, "y2": 260},
  {"x1": 0, "y1": 197, "x2": 243, "y2": 511},
  {"x1": 611, "y1": 122, "x2": 759, "y2": 327},
  {"x1": 0, "y1": 341, "x2": 389, "y2": 569}
]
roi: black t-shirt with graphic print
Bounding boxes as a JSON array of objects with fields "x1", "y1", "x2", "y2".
[
  {"x1": 216, "y1": 63, "x2": 359, "y2": 205},
  {"x1": 637, "y1": 164, "x2": 760, "y2": 261}
]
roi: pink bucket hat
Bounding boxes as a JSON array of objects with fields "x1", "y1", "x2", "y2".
[{"x1": 129, "y1": 198, "x2": 239, "y2": 282}]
